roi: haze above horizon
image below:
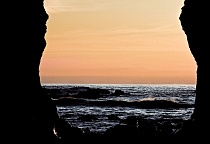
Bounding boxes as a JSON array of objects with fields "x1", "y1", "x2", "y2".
[{"x1": 40, "y1": 0, "x2": 196, "y2": 85}]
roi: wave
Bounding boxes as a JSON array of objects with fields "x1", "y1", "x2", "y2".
[{"x1": 54, "y1": 97, "x2": 194, "y2": 109}]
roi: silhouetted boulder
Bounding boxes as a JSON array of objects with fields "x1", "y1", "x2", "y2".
[
  {"x1": 54, "y1": 118, "x2": 85, "y2": 143},
  {"x1": 112, "y1": 89, "x2": 125, "y2": 96},
  {"x1": 77, "y1": 88, "x2": 110, "y2": 98}
]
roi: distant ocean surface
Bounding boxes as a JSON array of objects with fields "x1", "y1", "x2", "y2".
[{"x1": 42, "y1": 84, "x2": 196, "y2": 133}]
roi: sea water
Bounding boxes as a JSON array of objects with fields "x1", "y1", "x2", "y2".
[{"x1": 42, "y1": 84, "x2": 195, "y2": 133}]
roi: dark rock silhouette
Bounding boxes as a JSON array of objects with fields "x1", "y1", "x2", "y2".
[
  {"x1": 77, "y1": 88, "x2": 110, "y2": 99},
  {"x1": 112, "y1": 89, "x2": 125, "y2": 96},
  {"x1": 3, "y1": 0, "x2": 59, "y2": 143},
  {"x1": 179, "y1": 0, "x2": 210, "y2": 124},
  {"x1": 178, "y1": 0, "x2": 210, "y2": 141},
  {"x1": 3, "y1": 0, "x2": 209, "y2": 143}
]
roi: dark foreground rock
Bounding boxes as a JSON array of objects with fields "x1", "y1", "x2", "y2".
[
  {"x1": 3, "y1": 1, "x2": 59, "y2": 143},
  {"x1": 179, "y1": 0, "x2": 210, "y2": 123},
  {"x1": 3, "y1": 0, "x2": 209, "y2": 143},
  {"x1": 53, "y1": 117, "x2": 209, "y2": 144}
]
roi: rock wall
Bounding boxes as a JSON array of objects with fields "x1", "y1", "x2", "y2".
[
  {"x1": 179, "y1": 0, "x2": 210, "y2": 123},
  {"x1": 2, "y1": 0, "x2": 209, "y2": 143},
  {"x1": 3, "y1": 0, "x2": 59, "y2": 143}
]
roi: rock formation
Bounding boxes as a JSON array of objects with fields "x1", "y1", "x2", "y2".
[
  {"x1": 2, "y1": 0, "x2": 209, "y2": 143},
  {"x1": 3, "y1": 0, "x2": 59, "y2": 143},
  {"x1": 179, "y1": 0, "x2": 210, "y2": 125}
]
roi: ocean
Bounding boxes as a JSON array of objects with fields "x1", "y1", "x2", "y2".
[{"x1": 42, "y1": 84, "x2": 196, "y2": 133}]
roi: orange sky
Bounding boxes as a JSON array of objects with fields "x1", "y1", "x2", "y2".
[{"x1": 40, "y1": 0, "x2": 196, "y2": 84}]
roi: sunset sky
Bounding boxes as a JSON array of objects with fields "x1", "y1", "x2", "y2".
[{"x1": 41, "y1": 0, "x2": 196, "y2": 84}]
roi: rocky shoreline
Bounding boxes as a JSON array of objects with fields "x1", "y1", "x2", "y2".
[
  {"x1": 44, "y1": 85, "x2": 205, "y2": 143},
  {"x1": 53, "y1": 116, "x2": 208, "y2": 143}
]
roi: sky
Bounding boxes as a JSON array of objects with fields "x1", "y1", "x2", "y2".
[{"x1": 40, "y1": 0, "x2": 196, "y2": 84}]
